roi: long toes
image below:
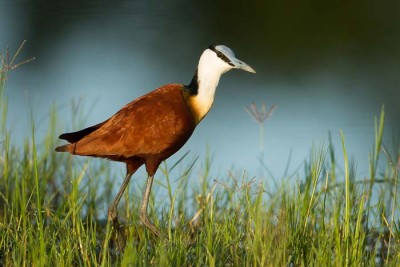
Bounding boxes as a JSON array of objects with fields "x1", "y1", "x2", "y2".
[
  {"x1": 108, "y1": 216, "x2": 126, "y2": 251},
  {"x1": 114, "y1": 232, "x2": 126, "y2": 251},
  {"x1": 140, "y1": 216, "x2": 165, "y2": 239}
]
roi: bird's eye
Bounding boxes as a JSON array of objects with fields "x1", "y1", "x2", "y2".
[{"x1": 217, "y1": 52, "x2": 223, "y2": 58}]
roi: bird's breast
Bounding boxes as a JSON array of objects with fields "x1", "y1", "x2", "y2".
[{"x1": 136, "y1": 84, "x2": 197, "y2": 156}]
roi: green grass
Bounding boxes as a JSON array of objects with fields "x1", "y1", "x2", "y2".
[{"x1": 1, "y1": 44, "x2": 400, "y2": 266}]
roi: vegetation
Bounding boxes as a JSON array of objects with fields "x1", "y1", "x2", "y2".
[{"x1": 0, "y1": 43, "x2": 399, "y2": 266}]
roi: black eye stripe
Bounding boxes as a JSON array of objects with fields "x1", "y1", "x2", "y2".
[
  {"x1": 217, "y1": 52, "x2": 233, "y2": 66},
  {"x1": 208, "y1": 44, "x2": 234, "y2": 66}
]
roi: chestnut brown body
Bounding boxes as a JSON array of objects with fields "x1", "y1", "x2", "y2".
[
  {"x1": 55, "y1": 44, "x2": 255, "y2": 247},
  {"x1": 56, "y1": 84, "x2": 196, "y2": 175}
]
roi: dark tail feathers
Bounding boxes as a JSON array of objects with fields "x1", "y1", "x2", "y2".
[
  {"x1": 55, "y1": 121, "x2": 106, "y2": 152},
  {"x1": 58, "y1": 121, "x2": 105, "y2": 143}
]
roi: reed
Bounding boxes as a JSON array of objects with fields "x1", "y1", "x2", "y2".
[{"x1": 0, "y1": 43, "x2": 399, "y2": 266}]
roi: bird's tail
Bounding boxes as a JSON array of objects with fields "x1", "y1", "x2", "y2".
[{"x1": 55, "y1": 144, "x2": 69, "y2": 152}]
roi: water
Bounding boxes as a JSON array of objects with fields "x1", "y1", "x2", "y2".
[{"x1": 1, "y1": 0, "x2": 399, "y2": 182}]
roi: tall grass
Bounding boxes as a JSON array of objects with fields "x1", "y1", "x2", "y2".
[{"x1": 0, "y1": 43, "x2": 399, "y2": 266}]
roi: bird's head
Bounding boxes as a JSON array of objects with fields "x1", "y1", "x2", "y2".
[
  {"x1": 186, "y1": 44, "x2": 255, "y2": 124},
  {"x1": 198, "y1": 44, "x2": 256, "y2": 76}
]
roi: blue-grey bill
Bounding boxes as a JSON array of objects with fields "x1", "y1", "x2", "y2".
[{"x1": 232, "y1": 58, "x2": 256, "y2": 73}]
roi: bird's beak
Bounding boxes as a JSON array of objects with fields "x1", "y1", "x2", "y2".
[{"x1": 231, "y1": 58, "x2": 256, "y2": 73}]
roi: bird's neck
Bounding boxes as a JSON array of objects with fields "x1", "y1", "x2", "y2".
[{"x1": 184, "y1": 67, "x2": 222, "y2": 124}]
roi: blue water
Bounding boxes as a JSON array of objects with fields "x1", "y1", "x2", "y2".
[{"x1": 1, "y1": 1, "x2": 399, "y2": 187}]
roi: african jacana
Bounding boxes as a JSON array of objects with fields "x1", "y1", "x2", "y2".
[{"x1": 55, "y1": 44, "x2": 255, "y2": 246}]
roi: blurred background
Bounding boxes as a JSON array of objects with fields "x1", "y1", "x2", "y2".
[{"x1": 1, "y1": 0, "x2": 399, "y2": 180}]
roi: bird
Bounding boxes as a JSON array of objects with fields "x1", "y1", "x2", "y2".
[{"x1": 55, "y1": 44, "x2": 255, "y2": 247}]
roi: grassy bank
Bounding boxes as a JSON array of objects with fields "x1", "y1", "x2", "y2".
[{"x1": 0, "y1": 45, "x2": 399, "y2": 266}]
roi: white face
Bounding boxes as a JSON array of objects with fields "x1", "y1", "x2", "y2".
[
  {"x1": 189, "y1": 45, "x2": 256, "y2": 124},
  {"x1": 198, "y1": 48, "x2": 233, "y2": 76},
  {"x1": 200, "y1": 45, "x2": 255, "y2": 74},
  {"x1": 198, "y1": 45, "x2": 256, "y2": 75}
]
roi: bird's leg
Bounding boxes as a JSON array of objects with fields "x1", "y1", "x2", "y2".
[
  {"x1": 108, "y1": 172, "x2": 133, "y2": 223},
  {"x1": 108, "y1": 172, "x2": 133, "y2": 250},
  {"x1": 140, "y1": 175, "x2": 164, "y2": 238}
]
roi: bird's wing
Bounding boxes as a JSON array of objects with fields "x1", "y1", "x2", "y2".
[{"x1": 69, "y1": 85, "x2": 195, "y2": 158}]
